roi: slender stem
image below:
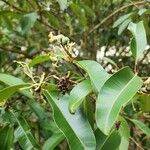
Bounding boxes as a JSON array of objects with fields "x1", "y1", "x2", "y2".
[
  {"x1": 130, "y1": 137, "x2": 145, "y2": 150},
  {"x1": 134, "y1": 49, "x2": 149, "y2": 74},
  {"x1": 1, "y1": 0, "x2": 57, "y2": 32},
  {"x1": 89, "y1": 1, "x2": 147, "y2": 33},
  {"x1": 134, "y1": 60, "x2": 138, "y2": 73},
  {"x1": 0, "y1": 46, "x2": 32, "y2": 58},
  {"x1": 138, "y1": 49, "x2": 150, "y2": 65}
]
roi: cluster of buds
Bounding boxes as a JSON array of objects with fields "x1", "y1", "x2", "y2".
[
  {"x1": 48, "y1": 32, "x2": 70, "y2": 45},
  {"x1": 48, "y1": 32, "x2": 78, "y2": 62}
]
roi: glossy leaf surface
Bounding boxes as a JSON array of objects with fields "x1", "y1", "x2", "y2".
[
  {"x1": 77, "y1": 60, "x2": 109, "y2": 92},
  {"x1": 43, "y1": 90, "x2": 96, "y2": 150},
  {"x1": 128, "y1": 21, "x2": 147, "y2": 60},
  {"x1": 69, "y1": 79, "x2": 92, "y2": 113},
  {"x1": 96, "y1": 67, "x2": 143, "y2": 135}
]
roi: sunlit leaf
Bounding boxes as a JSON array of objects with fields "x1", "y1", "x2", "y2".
[
  {"x1": 96, "y1": 67, "x2": 143, "y2": 135},
  {"x1": 128, "y1": 21, "x2": 147, "y2": 60},
  {"x1": 77, "y1": 60, "x2": 109, "y2": 92}
]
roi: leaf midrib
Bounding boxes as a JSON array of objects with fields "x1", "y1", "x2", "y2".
[
  {"x1": 14, "y1": 115, "x2": 36, "y2": 149},
  {"x1": 45, "y1": 91, "x2": 86, "y2": 149},
  {"x1": 104, "y1": 75, "x2": 137, "y2": 133}
]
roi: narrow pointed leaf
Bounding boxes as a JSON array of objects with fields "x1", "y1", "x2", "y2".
[
  {"x1": 57, "y1": 0, "x2": 69, "y2": 11},
  {"x1": 101, "y1": 132, "x2": 121, "y2": 150},
  {"x1": 43, "y1": 132, "x2": 65, "y2": 150},
  {"x1": 95, "y1": 129, "x2": 121, "y2": 150},
  {"x1": 118, "y1": 19, "x2": 131, "y2": 35},
  {"x1": 96, "y1": 67, "x2": 143, "y2": 135},
  {"x1": 43, "y1": 90, "x2": 96, "y2": 150},
  {"x1": 0, "y1": 126, "x2": 13, "y2": 150},
  {"x1": 0, "y1": 74, "x2": 50, "y2": 124},
  {"x1": 0, "y1": 84, "x2": 30, "y2": 103},
  {"x1": 20, "y1": 12, "x2": 38, "y2": 35},
  {"x1": 69, "y1": 79, "x2": 92, "y2": 113},
  {"x1": 13, "y1": 113, "x2": 39, "y2": 150},
  {"x1": 131, "y1": 119, "x2": 150, "y2": 137},
  {"x1": 118, "y1": 118, "x2": 130, "y2": 150},
  {"x1": 29, "y1": 55, "x2": 50, "y2": 67},
  {"x1": 77, "y1": 60, "x2": 109, "y2": 92},
  {"x1": 128, "y1": 21, "x2": 147, "y2": 60},
  {"x1": 113, "y1": 13, "x2": 132, "y2": 28}
]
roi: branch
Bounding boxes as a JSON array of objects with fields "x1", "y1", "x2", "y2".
[
  {"x1": 138, "y1": 49, "x2": 150, "y2": 65},
  {"x1": 1, "y1": 0, "x2": 58, "y2": 32},
  {"x1": 89, "y1": 0, "x2": 147, "y2": 33},
  {"x1": 0, "y1": 46, "x2": 32, "y2": 58}
]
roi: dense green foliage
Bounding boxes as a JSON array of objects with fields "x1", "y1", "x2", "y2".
[{"x1": 0, "y1": 0, "x2": 150, "y2": 150}]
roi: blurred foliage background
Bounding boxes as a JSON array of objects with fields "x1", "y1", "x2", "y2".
[
  {"x1": 0, "y1": 0, "x2": 149, "y2": 76},
  {"x1": 0, "y1": 0, "x2": 150, "y2": 150}
]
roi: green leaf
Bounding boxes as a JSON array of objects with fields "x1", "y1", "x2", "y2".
[
  {"x1": 43, "y1": 132, "x2": 65, "y2": 150},
  {"x1": 137, "y1": 94, "x2": 150, "y2": 112},
  {"x1": 96, "y1": 67, "x2": 143, "y2": 135},
  {"x1": 69, "y1": 79, "x2": 92, "y2": 113},
  {"x1": 128, "y1": 21, "x2": 147, "y2": 60},
  {"x1": 28, "y1": 55, "x2": 50, "y2": 67},
  {"x1": 118, "y1": 19, "x2": 131, "y2": 35},
  {"x1": 102, "y1": 57, "x2": 118, "y2": 67},
  {"x1": 81, "y1": 3, "x2": 95, "y2": 19},
  {"x1": 70, "y1": 3, "x2": 88, "y2": 29},
  {"x1": 130, "y1": 37, "x2": 136, "y2": 58},
  {"x1": 138, "y1": 8, "x2": 147, "y2": 16},
  {"x1": 0, "y1": 74, "x2": 50, "y2": 123},
  {"x1": 57, "y1": 0, "x2": 69, "y2": 11},
  {"x1": 43, "y1": 90, "x2": 96, "y2": 150},
  {"x1": 118, "y1": 118, "x2": 130, "y2": 150},
  {"x1": 46, "y1": 12, "x2": 60, "y2": 28},
  {"x1": 12, "y1": 113, "x2": 39, "y2": 150},
  {"x1": 0, "y1": 84, "x2": 30, "y2": 103},
  {"x1": 113, "y1": 13, "x2": 132, "y2": 28},
  {"x1": 77, "y1": 60, "x2": 109, "y2": 92},
  {"x1": 83, "y1": 96, "x2": 95, "y2": 129},
  {"x1": 101, "y1": 132, "x2": 121, "y2": 150},
  {"x1": 131, "y1": 119, "x2": 150, "y2": 137},
  {"x1": 2, "y1": 14, "x2": 13, "y2": 30},
  {"x1": 95, "y1": 129, "x2": 121, "y2": 150},
  {"x1": 0, "y1": 126, "x2": 13, "y2": 150},
  {"x1": 20, "y1": 12, "x2": 38, "y2": 35}
]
